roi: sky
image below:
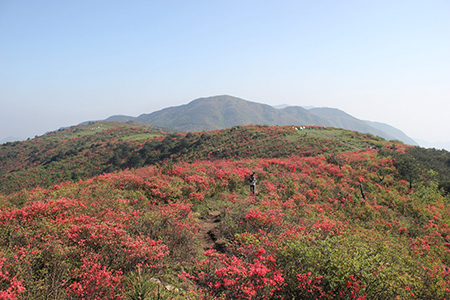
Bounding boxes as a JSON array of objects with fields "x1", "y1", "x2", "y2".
[{"x1": 1, "y1": 1, "x2": 449, "y2": 148}]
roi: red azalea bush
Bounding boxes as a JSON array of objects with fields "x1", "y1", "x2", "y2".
[{"x1": 183, "y1": 247, "x2": 284, "y2": 300}]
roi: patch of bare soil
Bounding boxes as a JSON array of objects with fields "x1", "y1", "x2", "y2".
[{"x1": 196, "y1": 210, "x2": 224, "y2": 251}]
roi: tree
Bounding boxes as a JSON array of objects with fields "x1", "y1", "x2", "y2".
[{"x1": 395, "y1": 154, "x2": 420, "y2": 190}]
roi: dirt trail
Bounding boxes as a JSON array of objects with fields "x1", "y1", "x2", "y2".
[{"x1": 196, "y1": 210, "x2": 222, "y2": 250}]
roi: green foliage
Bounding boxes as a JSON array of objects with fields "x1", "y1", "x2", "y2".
[
  {"x1": 407, "y1": 147, "x2": 450, "y2": 194},
  {"x1": 395, "y1": 154, "x2": 421, "y2": 190},
  {"x1": 279, "y1": 231, "x2": 439, "y2": 299},
  {"x1": 125, "y1": 268, "x2": 183, "y2": 300},
  {"x1": 380, "y1": 145, "x2": 450, "y2": 194}
]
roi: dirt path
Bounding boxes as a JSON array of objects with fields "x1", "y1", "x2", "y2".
[{"x1": 196, "y1": 210, "x2": 222, "y2": 250}]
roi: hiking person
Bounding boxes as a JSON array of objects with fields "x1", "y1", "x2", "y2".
[{"x1": 248, "y1": 172, "x2": 257, "y2": 195}]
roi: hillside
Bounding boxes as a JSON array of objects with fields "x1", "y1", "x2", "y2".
[
  {"x1": 102, "y1": 95, "x2": 417, "y2": 145},
  {"x1": 0, "y1": 122, "x2": 386, "y2": 195},
  {"x1": 0, "y1": 121, "x2": 166, "y2": 194},
  {"x1": 0, "y1": 124, "x2": 450, "y2": 299}
]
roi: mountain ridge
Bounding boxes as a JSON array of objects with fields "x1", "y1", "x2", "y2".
[
  {"x1": 103, "y1": 95, "x2": 417, "y2": 145},
  {"x1": 364, "y1": 120, "x2": 418, "y2": 146}
]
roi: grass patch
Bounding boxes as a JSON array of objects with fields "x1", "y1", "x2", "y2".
[
  {"x1": 118, "y1": 133, "x2": 163, "y2": 141},
  {"x1": 44, "y1": 122, "x2": 125, "y2": 141}
]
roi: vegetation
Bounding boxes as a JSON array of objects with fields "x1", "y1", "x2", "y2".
[
  {"x1": 0, "y1": 123, "x2": 380, "y2": 195},
  {"x1": 408, "y1": 147, "x2": 450, "y2": 194},
  {"x1": 1, "y1": 122, "x2": 450, "y2": 299}
]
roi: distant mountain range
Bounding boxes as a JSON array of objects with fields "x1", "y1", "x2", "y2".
[
  {"x1": 0, "y1": 136, "x2": 24, "y2": 144},
  {"x1": 362, "y1": 120, "x2": 418, "y2": 146},
  {"x1": 415, "y1": 139, "x2": 450, "y2": 151},
  {"x1": 105, "y1": 95, "x2": 418, "y2": 145}
]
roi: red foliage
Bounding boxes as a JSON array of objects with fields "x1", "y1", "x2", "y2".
[{"x1": 66, "y1": 256, "x2": 124, "y2": 299}]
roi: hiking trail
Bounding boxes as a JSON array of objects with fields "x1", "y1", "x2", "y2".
[{"x1": 196, "y1": 210, "x2": 224, "y2": 251}]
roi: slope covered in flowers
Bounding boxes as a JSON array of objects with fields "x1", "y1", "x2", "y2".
[
  {"x1": 0, "y1": 135, "x2": 449, "y2": 299},
  {"x1": 0, "y1": 123, "x2": 384, "y2": 195}
]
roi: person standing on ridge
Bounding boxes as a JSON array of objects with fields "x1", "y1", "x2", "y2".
[{"x1": 248, "y1": 172, "x2": 257, "y2": 195}]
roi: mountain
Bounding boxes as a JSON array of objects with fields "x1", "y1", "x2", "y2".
[
  {"x1": 105, "y1": 115, "x2": 136, "y2": 123},
  {"x1": 0, "y1": 136, "x2": 24, "y2": 144},
  {"x1": 272, "y1": 104, "x2": 290, "y2": 109},
  {"x1": 115, "y1": 95, "x2": 415, "y2": 145},
  {"x1": 364, "y1": 120, "x2": 418, "y2": 146},
  {"x1": 134, "y1": 95, "x2": 331, "y2": 132},
  {"x1": 307, "y1": 107, "x2": 400, "y2": 142},
  {"x1": 81, "y1": 95, "x2": 415, "y2": 144}
]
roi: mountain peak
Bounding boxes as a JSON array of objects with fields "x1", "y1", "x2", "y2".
[{"x1": 97, "y1": 95, "x2": 416, "y2": 145}]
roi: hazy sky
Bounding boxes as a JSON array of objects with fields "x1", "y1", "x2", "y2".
[{"x1": 1, "y1": 1, "x2": 449, "y2": 145}]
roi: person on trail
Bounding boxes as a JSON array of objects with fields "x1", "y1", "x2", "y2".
[{"x1": 248, "y1": 172, "x2": 257, "y2": 195}]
